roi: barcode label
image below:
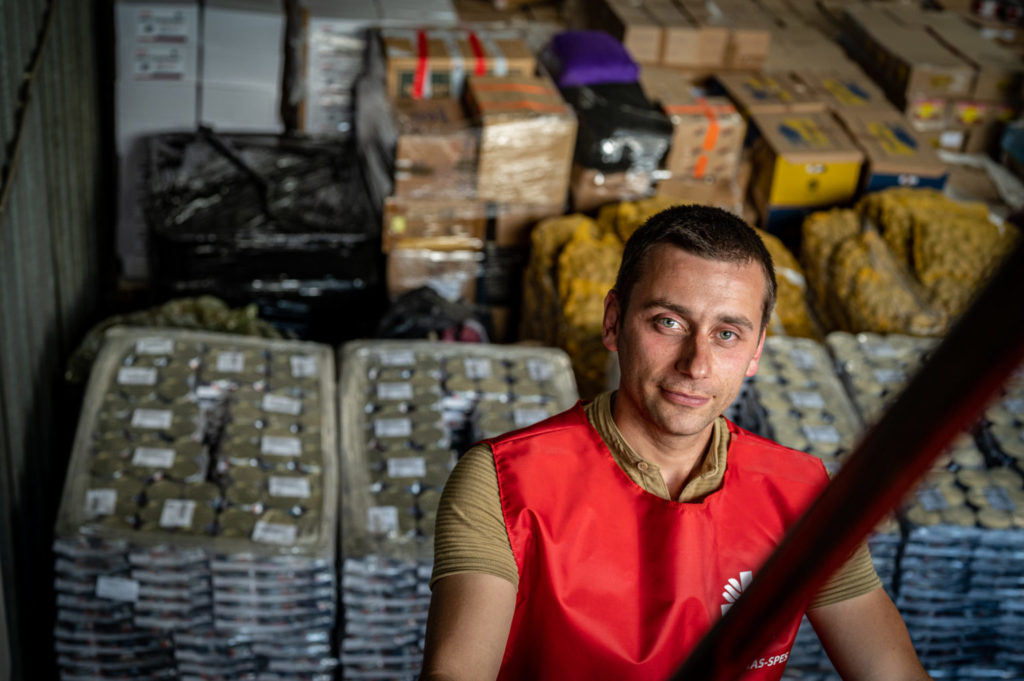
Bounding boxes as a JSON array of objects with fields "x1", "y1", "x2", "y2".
[
  {"x1": 379, "y1": 350, "x2": 415, "y2": 366},
  {"x1": 374, "y1": 418, "x2": 412, "y2": 439},
  {"x1": 261, "y1": 436, "x2": 301, "y2": 457},
  {"x1": 527, "y1": 359, "x2": 553, "y2": 381},
  {"x1": 387, "y1": 457, "x2": 427, "y2": 478},
  {"x1": 117, "y1": 367, "x2": 158, "y2": 386},
  {"x1": 788, "y1": 391, "x2": 826, "y2": 410},
  {"x1": 252, "y1": 521, "x2": 297, "y2": 546},
  {"x1": 514, "y1": 408, "x2": 549, "y2": 428},
  {"x1": 262, "y1": 394, "x2": 302, "y2": 416},
  {"x1": 464, "y1": 358, "x2": 492, "y2": 379},
  {"x1": 873, "y1": 369, "x2": 905, "y2": 384},
  {"x1": 269, "y1": 476, "x2": 311, "y2": 498},
  {"x1": 132, "y1": 447, "x2": 175, "y2": 468},
  {"x1": 377, "y1": 382, "x2": 414, "y2": 400},
  {"x1": 96, "y1": 576, "x2": 139, "y2": 603},
  {"x1": 216, "y1": 352, "x2": 245, "y2": 373},
  {"x1": 290, "y1": 355, "x2": 318, "y2": 378},
  {"x1": 85, "y1": 489, "x2": 117, "y2": 516},
  {"x1": 159, "y1": 499, "x2": 196, "y2": 528},
  {"x1": 367, "y1": 506, "x2": 399, "y2": 534},
  {"x1": 802, "y1": 424, "x2": 841, "y2": 444},
  {"x1": 136, "y1": 337, "x2": 173, "y2": 355},
  {"x1": 131, "y1": 409, "x2": 173, "y2": 430}
]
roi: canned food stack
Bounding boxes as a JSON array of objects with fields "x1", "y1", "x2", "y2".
[
  {"x1": 53, "y1": 328, "x2": 339, "y2": 681},
  {"x1": 338, "y1": 341, "x2": 578, "y2": 680}
]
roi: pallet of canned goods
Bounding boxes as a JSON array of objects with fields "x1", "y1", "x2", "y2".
[
  {"x1": 53, "y1": 327, "x2": 339, "y2": 681},
  {"x1": 337, "y1": 340, "x2": 578, "y2": 680}
]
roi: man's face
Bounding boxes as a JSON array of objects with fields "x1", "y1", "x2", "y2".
[{"x1": 602, "y1": 244, "x2": 767, "y2": 444}]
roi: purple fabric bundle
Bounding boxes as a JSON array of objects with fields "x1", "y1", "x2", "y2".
[{"x1": 545, "y1": 30, "x2": 639, "y2": 88}]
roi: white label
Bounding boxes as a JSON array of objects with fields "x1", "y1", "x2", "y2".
[
  {"x1": 940, "y1": 130, "x2": 964, "y2": 149},
  {"x1": 374, "y1": 418, "x2": 412, "y2": 439},
  {"x1": 262, "y1": 394, "x2": 302, "y2": 416},
  {"x1": 131, "y1": 409, "x2": 173, "y2": 430},
  {"x1": 873, "y1": 368, "x2": 905, "y2": 384},
  {"x1": 117, "y1": 367, "x2": 157, "y2": 386},
  {"x1": 802, "y1": 424, "x2": 841, "y2": 444},
  {"x1": 132, "y1": 45, "x2": 186, "y2": 80},
  {"x1": 1004, "y1": 398, "x2": 1024, "y2": 415},
  {"x1": 269, "y1": 476, "x2": 311, "y2": 498},
  {"x1": 261, "y1": 436, "x2": 302, "y2": 457},
  {"x1": 917, "y1": 486, "x2": 949, "y2": 512},
  {"x1": 984, "y1": 486, "x2": 1016, "y2": 512},
  {"x1": 463, "y1": 358, "x2": 492, "y2": 380},
  {"x1": 96, "y1": 576, "x2": 139, "y2": 603},
  {"x1": 387, "y1": 457, "x2": 427, "y2": 478},
  {"x1": 195, "y1": 385, "x2": 222, "y2": 400},
  {"x1": 377, "y1": 382, "x2": 414, "y2": 400},
  {"x1": 136, "y1": 8, "x2": 190, "y2": 43},
  {"x1": 514, "y1": 408, "x2": 550, "y2": 428},
  {"x1": 379, "y1": 350, "x2": 415, "y2": 366},
  {"x1": 290, "y1": 355, "x2": 318, "y2": 378},
  {"x1": 216, "y1": 352, "x2": 245, "y2": 373},
  {"x1": 136, "y1": 337, "x2": 174, "y2": 355},
  {"x1": 132, "y1": 447, "x2": 175, "y2": 468},
  {"x1": 527, "y1": 359, "x2": 553, "y2": 381},
  {"x1": 85, "y1": 489, "x2": 117, "y2": 516},
  {"x1": 788, "y1": 391, "x2": 826, "y2": 410},
  {"x1": 788, "y1": 349, "x2": 817, "y2": 370},
  {"x1": 367, "y1": 506, "x2": 399, "y2": 534},
  {"x1": 252, "y1": 521, "x2": 298, "y2": 546},
  {"x1": 159, "y1": 499, "x2": 196, "y2": 528},
  {"x1": 864, "y1": 342, "x2": 898, "y2": 359}
]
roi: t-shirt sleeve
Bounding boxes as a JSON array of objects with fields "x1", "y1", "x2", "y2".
[
  {"x1": 429, "y1": 443, "x2": 520, "y2": 590},
  {"x1": 807, "y1": 541, "x2": 883, "y2": 610}
]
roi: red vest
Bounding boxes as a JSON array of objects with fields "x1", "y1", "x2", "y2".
[{"x1": 489, "y1": 402, "x2": 829, "y2": 681}]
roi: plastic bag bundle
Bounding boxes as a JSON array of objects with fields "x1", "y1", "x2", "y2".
[{"x1": 754, "y1": 228, "x2": 818, "y2": 339}]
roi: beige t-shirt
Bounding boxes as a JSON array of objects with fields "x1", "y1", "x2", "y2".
[{"x1": 431, "y1": 391, "x2": 881, "y2": 610}]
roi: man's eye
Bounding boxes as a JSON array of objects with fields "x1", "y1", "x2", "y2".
[
  {"x1": 657, "y1": 318, "x2": 679, "y2": 329},
  {"x1": 719, "y1": 330, "x2": 736, "y2": 340}
]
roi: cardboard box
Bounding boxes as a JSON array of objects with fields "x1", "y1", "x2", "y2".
[
  {"x1": 386, "y1": 245, "x2": 482, "y2": 302},
  {"x1": 904, "y1": 95, "x2": 950, "y2": 132},
  {"x1": 793, "y1": 70, "x2": 896, "y2": 114},
  {"x1": 920, "y1": 13, "x2": 1024, "y2": 101},
  {"x1": 749, "y1": 112, "x2": 863, "y2": 230},
  {"x1": 492, "y1": 202, "x2": 564, "y2": 247},
  {"x1": 571, "y1": 164, "x2": 653, "y2": 212},
  {"x1": 834, "y1": 109, "x2": 948, "y2": 192},
  {"x1": 676, "y1": 0, "x2": 773, "y2": 69},
  {"x1": 392, "y1": 98, "x2": 479, "y2": 200},
  {"x1": 600, "y1": 0, "x2": 663, "y2": 64},
  {"x1": 382, "y1": 198, "x2": 487, "y2": 253},
  {"x1": 645, "y1": 0, "x2": 728, "y2": 69},
  {"x1": 948, "y1": 99, "x2": 1017, "y2": 154},
  {"x1": 656, "y1": 176, "x2": 745, "y2": 215},
  {"x1": 467, "y1": 74, "x2": 576, "y2": 207},
  {"x1": 653, "y1": 82, "x2": 746, "y2": 181},
  {"x1": 715, "y1": 72, "x2": 826, "y2": 116},
  {"x1": 381, "y1": 28, "x2": 535, "y2": 99}
]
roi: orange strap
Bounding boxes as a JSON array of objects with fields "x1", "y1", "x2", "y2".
[
  {"x1": 468, "y1": 31, "x2": 487, "y2": 76},
  {"x1": 413, "y1": 30, "x2": 429, "y2": 100},
  {"x1": 665, "y1": 97, "x2": 724, "y2": 179},
  {"x1": 476, "y1": 100, "x2": 566, "y2": 114}
]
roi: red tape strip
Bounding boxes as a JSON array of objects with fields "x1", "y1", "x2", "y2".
[
  {"x1": 413, "y1": 30, "x2": 428, "y2": 100},
  {"x1": 468, "y1": 31, "x2": 487, "y2": 76}
]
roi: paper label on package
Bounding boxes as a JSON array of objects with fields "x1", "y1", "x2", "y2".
[
  {"x1": 96, "y1": 576, "x2": 139, "y2": 603},
  {"x1": 136, "y1": 8, "x2": 190, "y2": 43},
  {"x1": 802, "y1": 424, "x2": 841, "y2": 444},
  {"x1": 262, "y1": 394, "x2": 301, "y2": 416},
  {"x1": 136, "y1": 337, "x2": 174, "y2": 355},
  {"x1": 514, "y1": 408, "x2": 550, "y2": 428},
  {"x1": 290, "y1": 355, "x2": 318, "y2": 378},
  {"x1": 464, "y1": 358, "x2": 492, "y2": 380},
  {"x1": 387, "y1": 457, "x2": 427, "y2": 478},
  {"x1": 132, "y1": 45, "x2": 187, "y2": 80},
  {"x1": 984, "y1": 486, "x2": 1016, "y2": 512},
  {"x1": 788, "y1": 349, "x2": 817, "y2": 370},
  {"x1": 367, "y1": 506, "x2": 399, "y2": 534},
  {"x1": 379, "y1": 350, "x2": 415, "y2": 366},
  {"x1": 374, "y1": 418, "x2": 412, "y2": 439},
  {"x1": 159, "y1": 499, "x2": 196, "y2": 528},
  {"x1": 85, "y1": 489, "x2": 117, "y2": 516},
  {"x1": 118, "y1": 366, "x2": 158, "y2": 386},
  {"x1": 789, "y1": 391, "x2": 826, "y2": 410},
  {"x1": 940, "y1": 131, "x2": 964, "y2": 150},
  {"x1": 527, "y1": 359, "x2": 553, "y2": 381},
  {"x1": 252, "y1": 521, "x2": 297, "y2": 546},
  {"x1": 216, "y1": 352, "x2": 245, "y2": 373},
  {"x1": 131, "y1": 409, "x2": 173, "y2": 430},
  {"x1": 873, "y1": 368, "x2": 905, "y2": 384},
  {"x1": 917, "y1": 486, "x2": 949, "y2": 512},
  {"x1": 261, "y1": 436, "x2": 301, "y2": 457},
  {"x1": 377, "y1": 382, "x2": 414, "y2": 401},
  {"x1": 132, "y1": 447, "x2": 175, "y2": 468},
  {"x1": 269, "y1": 476, "x2": 311, "y2": 498}
]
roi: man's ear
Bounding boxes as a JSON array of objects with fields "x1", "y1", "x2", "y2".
[
  {"x1": 745, "y1": 330, "x2": 767, "y2": 378},
  {"x1": 602, "y1": 290, "x2": 621, "y2": 353}
]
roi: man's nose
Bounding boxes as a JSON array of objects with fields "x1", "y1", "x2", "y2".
[{"x1": 675, "y1": 334, "x2": 711, "y2": 379}]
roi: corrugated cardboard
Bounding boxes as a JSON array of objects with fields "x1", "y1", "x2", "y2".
[
  {"x1": 655, "y1": 84, "x2": 746, "y2": 181},
  {"x1": 386, "y1": 245, "x2": 482, "y2": 302},
  {"x1": 381, "y1": 28, "x2": 535, "y2": 99},
  {"x1": 793, "y1": 70, "x2": 896, "y2": 114},
  {"x1": 392, "y1": 98, "x2": 478, "y2": 199},
  {"x1": 600, "y1": 0, "x2": 663, "y2": 64},
  {"x1": 570, "y1": 164, "x2": 653, "y2": 212},
  {"x1": 834, "y1": 109, "x2": 947, "y2": 192},
  {"x1": 467, "y1": 74, "x2": 576, "y2": 207},
  {"x1": 676, "y1": 0, "x2": 773, "y2": 69},
  {"x1": 645, "y1": 0, "x2": 728, "y2": 69},
  {"x1": 382, "y1": 198, "x2": 486, "y2": 253},
  {"x1": 919, "y1": 12, "x2": 1024, "y2": 101},
  {"x1": 715, "y1": 72, "x2": 826, "y2": 116}
]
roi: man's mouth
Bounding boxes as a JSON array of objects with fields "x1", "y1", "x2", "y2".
[{"x1": 660, "y1": 386, "x2": 711, "y2": 407}]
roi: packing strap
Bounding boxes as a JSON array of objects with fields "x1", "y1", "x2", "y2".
[
  {"x1": 413, "y1": 29, "x2": 431, "y2": 100},
  {"x1": 664, "y1": 98, "x2": 734, "y2": 178}
]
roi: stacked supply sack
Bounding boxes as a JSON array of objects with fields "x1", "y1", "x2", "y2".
[
  {"x1": 53, "y1": 328, "x2": 339, "y2": 681},
  {"x1": 337, "y1": 341, "x2": 578, "y2": 680}
]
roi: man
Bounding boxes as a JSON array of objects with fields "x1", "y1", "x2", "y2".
[{"x1": 421, "y1": 206, "x2": 930, "y2": 680}]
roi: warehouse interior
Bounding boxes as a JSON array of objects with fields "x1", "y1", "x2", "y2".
[{"x1": 2, "y1": 0, "x2": 1024, "y2": 679}]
